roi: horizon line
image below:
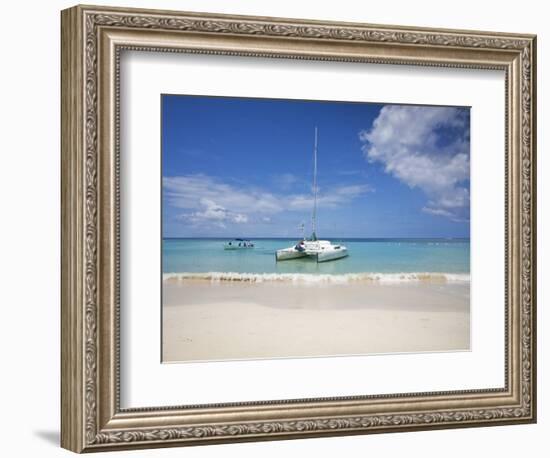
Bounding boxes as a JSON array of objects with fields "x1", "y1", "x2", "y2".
[{"x1": 163, "y1": 236, "x2": 471, "y2": 240}]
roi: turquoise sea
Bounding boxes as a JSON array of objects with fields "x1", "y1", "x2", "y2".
[{"x1": 163, "y1": 238, "x2": 470, "y2": 282}]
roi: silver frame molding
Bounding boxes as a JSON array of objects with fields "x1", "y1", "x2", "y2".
[{"x1": 61, "y1": 4, "x2": 537, "y2": 453}]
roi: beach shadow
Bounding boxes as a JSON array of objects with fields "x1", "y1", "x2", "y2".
[{"x1": 34, "y1": 430, "x2": 59, "y2": 446}]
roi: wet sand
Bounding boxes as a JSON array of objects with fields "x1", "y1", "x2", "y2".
[{"x1": 162, "y1": 280, "x2": 470, "y2": 362}]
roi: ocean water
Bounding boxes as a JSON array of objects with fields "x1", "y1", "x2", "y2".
[{"x1": 163, "y1": 238, "x2": 470, "y2": 283}]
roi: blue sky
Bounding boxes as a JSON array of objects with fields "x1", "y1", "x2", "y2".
[{"x1": 162, "y1": 95, "x2": 470, "y2": 238}]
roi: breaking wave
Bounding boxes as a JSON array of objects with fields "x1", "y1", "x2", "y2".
[{"x1": 163, "y1": 272, "x2": 470, "y2": 284}]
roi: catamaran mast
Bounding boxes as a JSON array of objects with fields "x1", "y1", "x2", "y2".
[{"x1": 312, "y1": 127, "x2": 318, "y2": 241}]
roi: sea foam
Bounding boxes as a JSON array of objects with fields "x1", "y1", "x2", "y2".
[{"x1": 163, "y1": 272, "x2": 470, "y2": 284}]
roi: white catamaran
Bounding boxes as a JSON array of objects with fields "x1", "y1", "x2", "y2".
[{"x1": 276, "y1": 128, "x2": 349, "y2": 263}]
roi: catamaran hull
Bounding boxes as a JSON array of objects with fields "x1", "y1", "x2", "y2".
[
  {"x1": 316, "y1": 248, "x2": 349, "y2": 262},
  {"x1": 276, "y1": 249, "x2": 308, "y2": 261},
  {"x1": 276, "y1": 247, "x2": 348, "y2": 262}
]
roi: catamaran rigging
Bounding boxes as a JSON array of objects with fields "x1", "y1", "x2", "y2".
[{"x1": 276, "y1": 128, "x2": 349, "y2": 263}]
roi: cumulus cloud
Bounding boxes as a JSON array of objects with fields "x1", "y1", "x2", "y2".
[
  {"x1": 182, "y1": 198, "x2": 249, "y2": 226},
  {"x1": 359, "y1": 105, "x2": 470, "y2": 222},
  {"x1": 164, "y1": 174, "x2": 282, "y2": 215},
  {"x1": 163, "y1": 174, "x2": 371, "y2": 228}
]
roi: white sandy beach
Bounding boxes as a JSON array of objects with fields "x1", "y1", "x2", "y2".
[{"x1": 162, "y1": 279, "x2": 470, "y2": 362}]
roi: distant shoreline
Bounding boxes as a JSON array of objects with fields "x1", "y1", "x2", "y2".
[{"x1": 163, "y1": 237, "x2": 471, "y2": 241}]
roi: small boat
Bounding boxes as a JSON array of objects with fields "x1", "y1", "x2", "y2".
[
  {"x1": 276, "y1": 128, "x2": 348, "y2": 263},
  {"x1": 224, "y1": 239, "x2": 254, "y2": 250}
]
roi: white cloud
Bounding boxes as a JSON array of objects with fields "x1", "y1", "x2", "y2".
[
  {"x1": 164, "y1": 174, "x2": 283, "y2": 215},
  {"x1": 273, "y1": 173, "x2": 299, "y2": 190},
  {"x1": 287, "y1": 184, "x2": 372, "y2": 210},
  {"x1": 232, "y1": 213, "x2": 249, "y2": 224},
  {"x1": 180, "y1": 197, "x2": 249, "y2": 226},
  {"x1": 421, "y1": 206, "x2": 467, "y2": 223},
  {"x1": 163, "y1": 174, "x2": 371, "y2": 229},
  {"x1": 194, "y1": 199, "x2": 227, "y2": 221},
  {"x1": 359, "y1": 105, "x2": 470, "y2": 222}
]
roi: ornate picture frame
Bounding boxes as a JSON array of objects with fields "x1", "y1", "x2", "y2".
[{"x1": 61, "y1": 4, "x2": 536, "y2": 453}]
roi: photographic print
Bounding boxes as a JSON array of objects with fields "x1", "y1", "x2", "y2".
[{"x1": 161, "y1": 95, "x2": 471, "y2": 362}]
